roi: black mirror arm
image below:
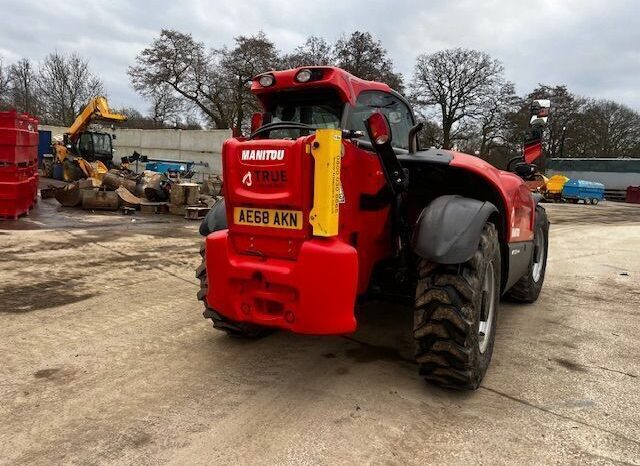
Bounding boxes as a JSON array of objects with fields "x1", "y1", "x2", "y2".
[
  {"x1": 408, "y1": 122, "x2": 424, "y2": 154},
  {"x1": 364, "y1": 115, "x2": 408, "y2": 196}
]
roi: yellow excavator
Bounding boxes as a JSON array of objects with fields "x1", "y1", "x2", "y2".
[{"x1": 44, "y1": 96, "x2": 127, "y2": 181}]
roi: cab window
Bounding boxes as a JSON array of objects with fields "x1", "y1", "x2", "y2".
[
  {"x1": 348, "y1": 91, "x2": 413, "y2": 150},
  {"x1": 268, "y1": 88, "x2": 343, "y2": 139},
  {"x1": 78, "y1": 132, "x2": 93, "y2": 156}
]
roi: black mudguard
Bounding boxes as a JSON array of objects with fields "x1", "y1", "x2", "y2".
[
  {"x1": 199, "y1": 198, "x2": 228, "y2": 236},
  {"x1": 532, "y1": 192, "x2": 544, "y2": 206},
  {"x1": 411, "y1": 195, "x2": 498, "y2": 264}
]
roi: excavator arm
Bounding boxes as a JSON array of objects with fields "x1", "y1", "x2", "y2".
[{"x1": 67, "y1": 96, "x2": 127, "y2": 143}]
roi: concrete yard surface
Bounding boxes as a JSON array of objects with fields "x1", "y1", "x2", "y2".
[{"x1": 1, "y1": 200, "x2": 639, "y2": 465}]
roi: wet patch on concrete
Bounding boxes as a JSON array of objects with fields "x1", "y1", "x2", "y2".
[
  {"x1": 564, "y1": 399, "x2": 596, "y2": 408},
  {"x1": 552, "y1": 357, "x2": 589, "y2": 373},
  {"x1": 548, "y1": 203, "x2": 640, "y2": 225},
  {"x1": 34, "y1": 368, "x2": 62, "y2": 379},
  {"x1": 0, "y1": 280, "x2": 96, "y2": 313},
  {"x1": 344, "y1": 342, "x2": 414, "y2": 365}
]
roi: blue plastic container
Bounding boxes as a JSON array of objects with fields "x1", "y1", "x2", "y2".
[
  {"x1": 38, "y1": 130, "x2": 52, "y2": 167},
  {"x1": 52, "y1": 162, "x2": 64, "y2": 181},
  {"x1": 562, "y1": 179, "x2": 605, "y2": 204}
]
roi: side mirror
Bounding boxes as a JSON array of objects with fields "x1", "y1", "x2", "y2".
[
  {"x1": 112, "y1": 134, "x2": 117, "y2": 140},
  {"x1": 364, "y1": 112, "x2": 407, "y2": 195},
  {"x1": 367, "y1": 111, "x2": 392, "y2": 145},
  {"x1": 514, "y1": 162, "x2": 537, "y2": 180},
  {"x1": 530, "y1": 99, "x2": 551, "y2": 127}
]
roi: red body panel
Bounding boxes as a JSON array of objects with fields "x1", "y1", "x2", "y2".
[
  {"x1": 449, "y1": 152, "x2": 535, "y2": 242},
  {"x1": 206, "y1": 231, "x2": 358, "y2": 334},
  {"x1": 223, "y1": 137, "x2": 313, "y2": 260},
  {"x1": 211, "y1": 135, "x2": 390, "y2": 333},
  {"x1": 253, "y1": 67, "x2": 392, "y2": 106}
]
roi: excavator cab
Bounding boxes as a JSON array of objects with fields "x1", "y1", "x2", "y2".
[{"x1": 76, "y1": 131, "x2": 115, "y2": 164}]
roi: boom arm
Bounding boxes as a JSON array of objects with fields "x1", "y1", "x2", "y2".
[{"x1": 67, "y1": 96, "x2": 127, "y2": 143}]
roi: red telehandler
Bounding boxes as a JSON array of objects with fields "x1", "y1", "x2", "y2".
[{"x1": 197, "y1": 67, "x2": 550, "y2": 390}]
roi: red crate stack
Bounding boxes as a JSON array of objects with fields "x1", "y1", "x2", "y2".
[{"x1": 0, "y1": 110, "x2": 39, "y2": 219}]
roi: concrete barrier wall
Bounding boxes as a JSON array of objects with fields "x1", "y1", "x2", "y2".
[{"x1": 40, "y1": 125, "x2": 230, "y2": 181}]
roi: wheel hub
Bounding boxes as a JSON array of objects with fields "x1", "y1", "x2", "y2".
[
  {"x1": 478, "y1": 261, "x2": 496, "y2": 354},
  {"x1": 532, "y1": 227, "x2": 546, "y2": 283}
]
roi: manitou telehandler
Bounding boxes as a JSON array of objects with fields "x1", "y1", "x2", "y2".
[{"x1": 197, "y1": 67, "x2": 550, "y2": 390}]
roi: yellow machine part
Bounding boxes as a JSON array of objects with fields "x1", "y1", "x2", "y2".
[
  {"x1": 309, "y1": 129, "x2": 342, "y2": 237},
  {"x1": 67, "y1": 96, "x2": 127, "y2": 139},
  {"x1": 62, "y1": 158, "x2": 108, "y2": 182},
  {"x1": 546, "y1": 175, "x2": 570, "y2": 194},
  {"x1": 53, "y1": 143, "x2": 69, "y2": 162}
]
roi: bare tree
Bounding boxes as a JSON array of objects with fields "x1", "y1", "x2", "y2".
[
  {"x1": 144, "y1": 84, "x2": 184, "y2": 126},
  {"x1": 333, "y1": 31, "x2": 404, "y2": 91},
  {"x1": 129, "y1": 30, "x2": 228, "y2": 127},
  {"x1": 410, "y1": 48, "x2": 504, "y2": 149},
  {"x1": 219, "y1": 32, "x2": 280, "y2": 132},
  {"x1": 37, "y1": 52, "x2": 104, "y2": 125},
  {"x1": 476, "y1": 81, "x2": 519, "y2": 156},
  {"x1": 573, "y1": 100, "x2": 640, "y2": 157},
  {"x1": 8, "y1": 58, "x2": 40, "y2": 115},
  {"x1": 0, "y1": 58, "x2": 10, "y2": 107},
  {"x1": 130, "y1": 30, "x2": 280, "y2": 131},
  {"x1": 281, "y1": 36, "x2": 333, "y2": 68}
]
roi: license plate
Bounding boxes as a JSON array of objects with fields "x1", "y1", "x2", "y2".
[{"x1": 233, "y1": 207, "x2": 303, "y2": 230}]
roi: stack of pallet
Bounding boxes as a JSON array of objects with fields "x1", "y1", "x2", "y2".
[{"x1": 0, "y1": 111, "x2": 39, "y2": 220}]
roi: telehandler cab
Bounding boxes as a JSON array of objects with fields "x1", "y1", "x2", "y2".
[{"x1": 197, "y1": 67, "x2": 550, "y2": 390}]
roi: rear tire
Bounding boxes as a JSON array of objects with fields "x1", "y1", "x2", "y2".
[
  {"x1": 196, "y1": 241, "x2": 272, "y2": 338},
  {"x1": 43, "y1": 158, "x2": 54, "y2": 178},
  {"x1": 505, "y1": 206, "x2": 549, "y2": 303},
  {"x1": 414, "y1": 222, "x2": 501, "y2": 390}
]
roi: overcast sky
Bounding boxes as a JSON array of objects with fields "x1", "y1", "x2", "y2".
[{"x1": 1, "y1": 0, "x2": 638, "y2": 112}]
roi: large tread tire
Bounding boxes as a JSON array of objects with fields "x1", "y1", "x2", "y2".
[
  {"x1": 505, "y1": 206, "x2": 549, "y2": 303},
  {"x1": 196, "y1": 241, "x2": 272, "y2": 338},
  {"x1": 43, "y1": 159, "x2": 54, "y2": 178},
  {"x1": 414, "y1": 222, "x2": 501, "y2": 390}
]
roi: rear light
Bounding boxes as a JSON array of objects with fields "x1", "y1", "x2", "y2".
[
  {"x1": 295, "y1": 68, "x2": 324, "y2": 83},
  {"x1": 258, "y1": 74, "x2": 275, "y2": 87},
  {"x1": 295, "y1": 69, "x2": 312, "y2": 83},
  {"x1": 367, "y1": 112, "x2": 392, "y2": 145}
]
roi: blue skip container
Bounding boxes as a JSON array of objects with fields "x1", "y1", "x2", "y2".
[{"x1": 562, "y1": 179, "x2": 605, "y2": 205}]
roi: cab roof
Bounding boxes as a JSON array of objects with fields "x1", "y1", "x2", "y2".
[{"x1": 251, "y1": 66, "x2": 393, "y2": 106}]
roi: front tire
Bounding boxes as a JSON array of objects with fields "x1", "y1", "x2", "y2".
[
  {"x1": 196, "y1": 242, "x2": 272, "y2": 338},
  {"x1": 414, "y1": 222, "x2": 501, "y2": 390}
]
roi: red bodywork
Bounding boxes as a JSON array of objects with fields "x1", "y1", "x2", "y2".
[{"x1": 205, "y1": 67, "x2": 536, "y2": 335}]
